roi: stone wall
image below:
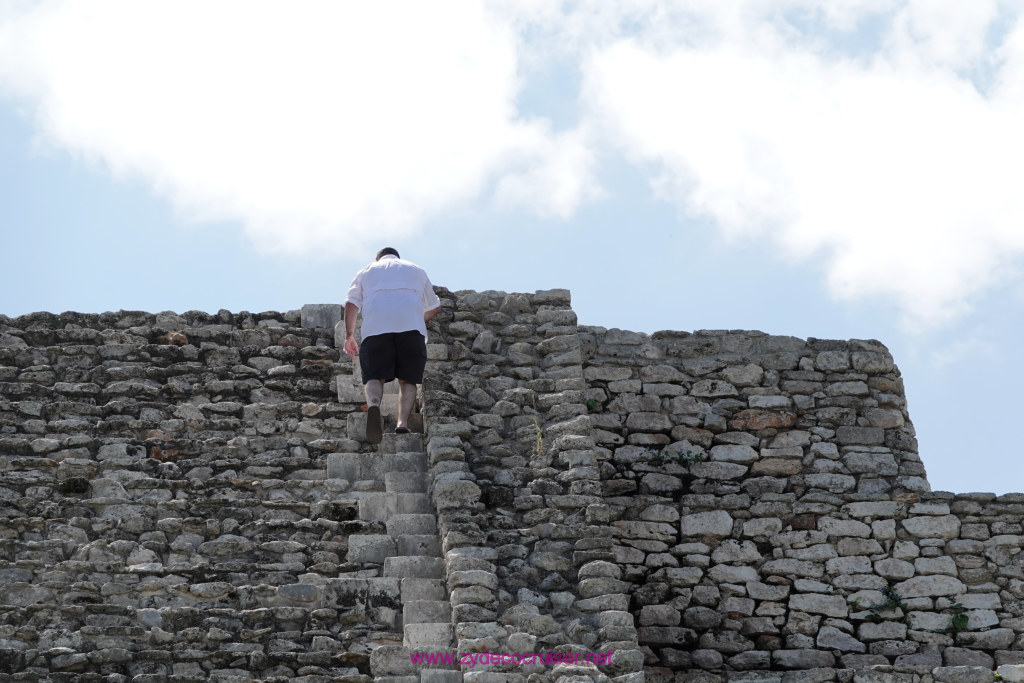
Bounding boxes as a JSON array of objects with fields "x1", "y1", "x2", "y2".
[
  {"x1": 578, "y1": 327, "x2": 1024, "y2": 682},
  {"x1": 419, "y1": 289, "x2": 643, "y2": 681},
  {"x1": 4, "y1": 294, "x2": 1024, "y2": 683},
  {"x1": 0, "y1": 308, "x2": 397, "y2": 681}
]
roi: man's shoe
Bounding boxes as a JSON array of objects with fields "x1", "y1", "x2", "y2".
[
  {"x1": 366, "y1": 406, "x2": 383, "y2": 444},
  {"x1": 395, "y1": 426, "x2": 410, "y2": 434}
]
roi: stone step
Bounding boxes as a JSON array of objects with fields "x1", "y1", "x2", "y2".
[
  {"x1": 327, "y1": 452, "x2": 426, "y2": 481},
  {"x1": 400, "y1": 578, "x2": 447, "y2": 603},
  {"x1": 359, "y1": 493, "x2": 432, "y2": 521},
  {"x1": 383, "y1": 556, "x2": 446, "y2": 579},
  {"x1": 347, "y1": 413, "x2": 425, "y2": 443},
  {"x1": 347, "y1": 481, "x2": 386, "y2": 494},
  {"x1": 385, "y1": 470, "x2": 426, "y2": 493},
  {"x1": 370, "y1": 645, "x2": 428, "y2": 678},
  {"x1": 403, "y1": 600, "x2": 452, "y2": 625},
  {"x1": 404, "y1": 622, "x2": 454, "y2": 649},
  {"x1": 381, "y1": 430, "x2": 425, "y2": 454},
  {"x1": 347, "y1": 533, "x2": 440, "y2": 563},
  {"x1": 396, "y1": 534, "x2": 442, "y2": 557},
  {"x1": 387, "y1": 514, "x2": 438, "y2": 536},
  {"x1": 377, "y1": 676, "x2": 418, "y2": 683},
  {"x1": 347, "y1": 534, "x2": 397, "y2": 564}
]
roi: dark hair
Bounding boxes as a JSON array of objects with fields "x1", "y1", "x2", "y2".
[{"x1": 376, "y1": 247, "x2": 400, "y2": 259}]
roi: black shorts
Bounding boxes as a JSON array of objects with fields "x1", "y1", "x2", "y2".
[{"x1": 359, "y1": 331, "x2": 427, "y2": 384}]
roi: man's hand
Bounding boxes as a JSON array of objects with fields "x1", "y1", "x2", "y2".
[
  {"x1": 344, "y1": 337, "x2": 359, "y2": 359},
  {"x1": 344, "y1": 302, "x2": 360, "y2": 359}
]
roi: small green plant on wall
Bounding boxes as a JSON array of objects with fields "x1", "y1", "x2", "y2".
[
  {"x1": 946, "y1": 603, "x2": 969, "y2": 633},
  {"x1": 648, "y1": 446, "x2": 704, "y2": 470},
  {"x1": 850, "y1": 586, "x2": 908, "y2": 623}
]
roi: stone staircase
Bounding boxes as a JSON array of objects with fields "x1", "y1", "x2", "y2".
[
  {"x1": 331, "y1": 423, "x2": 458, "y2": 683},
  {"x1": 0, "y1": 308, "x2": 463, "y2": 682}
]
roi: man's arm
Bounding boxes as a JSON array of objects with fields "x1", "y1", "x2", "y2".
[
  {"x1": 424, "y1": 306, "x2": 439, "y2": 322},
  {"x1": 344, "y1": 302, "x2": 360, "y2": 358}
]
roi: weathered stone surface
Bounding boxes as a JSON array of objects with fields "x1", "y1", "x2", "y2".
[
  {"x1": 680, "y1": 510, "x2": 734, "y2": 537},
  {"x1": 0, "y1": 299, "x2": 1000, "y2": 682},
  {"x1": 788, "y1": 593, "x2": 848, "y2": 617},
  {"x1": 894, "y1": 575, "x2": 967, "y2": 598},
  {"x1": 902, "y1": 515, "x2": 961, "y2": 539},
  {"x1": 710, "y1": 444, "x2": 759, "y2": 465}
]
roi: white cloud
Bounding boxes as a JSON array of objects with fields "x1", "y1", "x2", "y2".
[
  {"x1": 0, "y1": 0, "x2": 599, "y2": 255},
  {"x1": 3, "y1": 0, "x2": 1024, "y2": 328},
  {"x1": 575, "y1": 1, "x2": 1024, "y2": 328}
]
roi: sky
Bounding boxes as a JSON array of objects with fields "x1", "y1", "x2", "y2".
[{"x1": 1, "y1": 0, "x2": 1023, "y2": 493}]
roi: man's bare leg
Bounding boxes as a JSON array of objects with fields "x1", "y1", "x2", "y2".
[
  {"x1": 397, "y1": 380, "x2": 417, "y2": 430},
  {"x1": 364, "y1": 379, "x2": 383, "y2": 408},
  {"x1": 364, "y1": 379, "x2": 384, "y2": 443}
]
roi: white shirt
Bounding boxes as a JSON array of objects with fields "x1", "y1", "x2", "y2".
[{"x1": 345, "y1": 255, "x2": 441, "y2": 339}]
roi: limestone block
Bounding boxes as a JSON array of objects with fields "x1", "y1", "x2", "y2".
[
  {"x1": 690, "y1": 379, "x2": 738, "y2": 397},
  {"x1": 575, "y1": 593, "x2": 629, "y2": 612},
  {"x1": 625, "y1": 412, "x2": 672, "y2": 432},
  {"x1": 746, "y1": 581, "x2": 789, "y2": 601},
  {"x1": 760, "y1": 559, "x2": 824, "y2": 578},
  {"x1": 198, "y1": 534, "x2": 253, "y2": 558},
  {"x1": 955, "y1": 592, "x2": 1001, "y2": 610},
  {"x1": 864, "y1": 407, "x2": 905, "y2": 429},
  {"x1": 803, "y1": 473, "x2": 855, "y2": 491},
  {"x1": 579, "y1": 560, "x2": 622, "y2": 579},
  {"x1": 711, "y1": 540, "x2": 762, "y2": 564},
  {"x1": 348, "y1": 535, "x2": 398, "y2": 564},
  {"x1": 641, "y1": 364, "x2": 689, "y2": 382},
  {"x1": 448, "y1": 570, "x2": 498, "y2": 590},
  {"x1": 895, "y1": 651, "x2": 943, "y2": 674},
  {"x1": 915, "y1": 556, "x2": 958, "y2": 575},
  {"x1": 371, "y1": 646, "x2": 419, "y2": 676},
  {"x1": 894, "y1": 575, "x2": 966, "y2": 598},
  {"x1": 817, "y1": 625, "x2": 866, "y2": 652},
  {"x1": 451, "y1": 586, "x2": 495, "y2": 606},
  {"x1": 788, "y1": 593, "x2": 848, "y2": 617},
  {"x1": 722, "y1": 363, "x2": 764, "y2": 387},
  {"x1": 836, "y1": 426, "x2": 885, "y2": 445},
  {"x1": 843, "y1": 501, "x2": 902, "y2": 518},
  {"x1": 680, "y1": 510, "x2": 733, "y2": 537},
  {"x1": 858, "y1": 621, "x2": 907, "y2": 641},
  {"x1": 710, "y1": 444, "x2": 758, "y2": 464},
  {"x1": 772, "y1": 649, "x2": 836, "y2": 669},
  {"x1": 957, "y1": 628, "x2": 1015, "y2": 649},
  {"x1": 815, "y1": 350, "x2": 850, "y2": 371},
  {"x1": 383, "y1": 556, "x2": 446, "y2": 579},
  {"x1": 874, "y1": 558, "x2": 915, "y2": 580},
  {"x1": 902, "y1": 515, "x2": 961, "y2": 539},
  {"x1": 640, "y1": 605, "x2": 681, "y2": 626},
  {"x1": 578, "y1": 577, "x2": 631, "y2": 598},
  {"x1": 930, "y1": 666, "x2": 997, "y2": 683},
  {"x1": 826, "y1": 381, "x2": 870, "y2": 396},
  {"x1": 826, "y1": 556, "x2": 872, "y2": 575},
  {"x1": 743, "y1": 518, "x2": 784, "y2": 538},
  {"x1": 851, "y1": 351, "x2": 895, "y2": 373},
  {"x1": 819, "y1": 518, "x2": 872, "y2": 538},
  {"x1": 691, "y1": 461, "x2": 748, "y2": 479},
  {"x1": 997, "y1": 665, "x2": 1024, "y2": 682},
  {"x1": 748, "y1": 395, "x2": 793, "y2": 410},
  {"x1": 769, "y1": 430, "x2": 811, "y2": 448}
]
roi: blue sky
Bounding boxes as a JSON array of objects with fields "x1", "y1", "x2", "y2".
[{"x1": 1, "y1": 1, "x2": 1023, "y2": 493}]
